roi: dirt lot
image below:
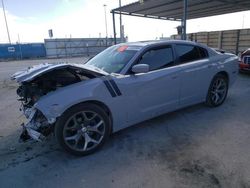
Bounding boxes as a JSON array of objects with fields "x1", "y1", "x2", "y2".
[{"x1": 0, "y1": 58, "x2": 250, "y2": 188}]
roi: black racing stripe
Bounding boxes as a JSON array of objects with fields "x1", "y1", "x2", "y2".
[
  {"x1": 103, "y1": 80, "x2": 116, "y2": 97},
  {"x1": 109, "y1": 79, "x2": 122, "y2": 96}
]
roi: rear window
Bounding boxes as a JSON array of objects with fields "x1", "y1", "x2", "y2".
[
  {"x1": 176, "y1": 44, "x2": 208, "y2": 64},
  {"x1": 197, "y1": 46, "x2": 208, "y2": 58}
]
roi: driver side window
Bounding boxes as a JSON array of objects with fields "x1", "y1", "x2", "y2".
[{"x1": 138, "y1": 46, "x2": 174, "y2": 71}]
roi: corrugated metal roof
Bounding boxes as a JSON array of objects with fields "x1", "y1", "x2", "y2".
[{"x1": 112, "y1": 0, "x2": 250, "y2": 21}]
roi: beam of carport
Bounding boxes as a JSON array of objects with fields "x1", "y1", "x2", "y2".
[
  {"x1": 182, "y1": 0, "x2": 187, "y2": 40},
  {"x1": 111, "y1": 0, "x2": 250, "y2": 43}
]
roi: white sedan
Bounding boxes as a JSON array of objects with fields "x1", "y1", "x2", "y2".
[{"x1": 12, "y1": 40, "x2": 238, "y2": 156}]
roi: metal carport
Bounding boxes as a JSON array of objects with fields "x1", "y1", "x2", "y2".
[{"x1": 111, "y1": 0, "x2": 250, "y2": 43}]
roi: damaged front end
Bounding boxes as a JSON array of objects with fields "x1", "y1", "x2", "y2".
[
  {"x1": 12, "y1": 63, "x2": 106, "y2": 142},
  {"x1": 19, "y1": 107, "x2": 53, "y2": 142}
]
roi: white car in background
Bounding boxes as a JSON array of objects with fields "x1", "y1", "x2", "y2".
[{"x1": 12, "y1": 40, "x2": 238, "y2": 156}]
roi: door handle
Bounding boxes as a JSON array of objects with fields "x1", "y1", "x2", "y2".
[{"x1": 171, "y1": 75, "x2": 178, "y2": 79}]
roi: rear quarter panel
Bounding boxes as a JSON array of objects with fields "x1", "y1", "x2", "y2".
[{"x1": 211, "y1": 53, "x2": 238, "y2": 86}]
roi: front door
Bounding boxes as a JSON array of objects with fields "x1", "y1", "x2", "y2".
[{"x1": 116, "y1": 45, "x2": 180, "y2": 124}]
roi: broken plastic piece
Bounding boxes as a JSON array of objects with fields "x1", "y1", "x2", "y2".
[
  {"x1": 19, "y1": 128, "x2": 31, "y2": 142},
  {"x1": 26, "y1": 128, "x2": 45, "y2": 142}
]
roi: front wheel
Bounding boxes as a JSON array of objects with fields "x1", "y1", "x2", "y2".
[
  {"x1": 55, "y1": 103, "x2": 111, "y2": 156},
  {"x1": 206, "y1": 74, "x2": 228, "y2": 107}
]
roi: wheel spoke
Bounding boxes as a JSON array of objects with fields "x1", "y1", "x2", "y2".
[
  {"x1": 89, "y1": 114, "x2": 97, "y2": 121},
  {"x1": 215, "y1": 93, "x2": 220, "y2": 103},
  {"x1": 82, "y1": 112, "x2": 97, "y2": 121},
  {"x1": 83, "y1": 137, "x2": 88, "y2": 151},
  {"x1": 212, "y1": 94, "x2": 216, "y2": 102},
  {"x1": 82, "y1": 133, "x2": 100, "y2": 151},
  {"x1": 217, "y1": 88, "x2": 225, "y2": 94},
  {"x1": 219, "y1": 83, "x2": 225, "y2": 90},
  {"x1": 216, "y1": 80, "x2": 222, "y2": 88},
  {"x1": 65, "y1": 117, "x2": 78, "y2": 130},
  {"x1": 65, "y1": 132, "x2": 80, "y2": 141},
  {"x1": 85, "y1": 133, "x2": 99, "y2": 144},
  {"x1": 87, "y1": 120, "x2": 104, "y2": 135},
  {"x1": 81, "y1": 112, "x2": 88, "y2": 120},
  {"x1": 87, "y1": 127, "x2": 103, "y2": 135},
  {"x1": 73, "y1": 116, "x2": 78, "y2": 124},
  {"x1": 211, "y1": 91, "x2": 216, "y2": 94}
]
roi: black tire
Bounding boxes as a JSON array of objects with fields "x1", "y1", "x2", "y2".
[
  {"x1": 55, "y1": 103, "x2": 111, "y2": 156},
  {"x1": 206, "y1": 74, "x2": 228, "y2": 107}
]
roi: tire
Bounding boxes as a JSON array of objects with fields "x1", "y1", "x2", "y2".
[
  {"x1": 206, "y1": 74, "x2": 228, "y2": 107},
  {"x1": 55, "y1": 103, "x2": 111, "y2": 156}
]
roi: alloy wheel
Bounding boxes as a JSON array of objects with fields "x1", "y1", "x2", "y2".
[
  {"x1": 210, "y1": 77, "x2": 227, "y2": 105},
  {"x1": 63, "y1": 111, "x2": 105, "y2": 152}
]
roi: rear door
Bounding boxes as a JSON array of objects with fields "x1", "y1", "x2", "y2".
[{"x1": 174, "y1": 44, "x2": 215, "y2": 107}]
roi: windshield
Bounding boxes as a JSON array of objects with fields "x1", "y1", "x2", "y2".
[{"x1": 85, "y1": 45, "x2": 139, "y2": 73}]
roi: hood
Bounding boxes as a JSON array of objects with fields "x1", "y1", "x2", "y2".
[{"x1": 11, "y1": 62, "x2": 109, "y2": 83}]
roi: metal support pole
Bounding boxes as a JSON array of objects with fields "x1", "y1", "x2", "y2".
[
  {"x1": 119, "y1": 0, "x2": 123, "y2": 42},
  {"x1": 1, "y1": 0, "x2": 11, "y2": 43},
  {"x1": 236, "y1": 30, "x2": 240, "y2": 55},
  {"x1": 112, "y1": 11, "x2": 117, "y2": 44},
  {"x1": 218, "y1": 31, "x2": 223, "y2": 49},
  {"x1": 18, "y1": 34, "x2": 22, "y2": 60},
  {"x1": 182, "y1": 0, "x2": 188, "y2": 40},
  {"x1": 104, "y1": 4, "x2": 108, "y2": 47}
]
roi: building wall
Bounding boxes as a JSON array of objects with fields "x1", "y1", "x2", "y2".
[
  {"x1": 0, "y1": 43, "x2": 46, "y2": 60},
  {"x1": 44, "y1": 38, "x2": 121, "y2": 58},
  {"x1": 172, "y1": 28, "x2": 250, "y2": 54}
]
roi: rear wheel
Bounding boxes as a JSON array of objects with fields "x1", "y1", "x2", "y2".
[
  {"x1": 206, "y1": 74, "x2": 228, "y2": 107},
  {"x1": 55, "y1": 103, "x2": 111, "y2": 156}
]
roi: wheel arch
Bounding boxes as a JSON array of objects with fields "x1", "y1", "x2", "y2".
[
  {"x1": 216, "y1": 71, "x2": 229, "y2": 81},
  {"x1": 208, "y1": 71, "x2": 229, "y2": 93}
]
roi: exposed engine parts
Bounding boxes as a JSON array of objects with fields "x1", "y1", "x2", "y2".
[
  {"x1": 14, "y1": 64, "x2": 99, "y2": 142},
  {"x1": 16, "y1": 67, "x2": 94, "y2": 108}
]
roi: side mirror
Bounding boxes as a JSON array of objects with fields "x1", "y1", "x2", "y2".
[{"x1": 132, "y1": 64, "x2": 149, "y2": 74}]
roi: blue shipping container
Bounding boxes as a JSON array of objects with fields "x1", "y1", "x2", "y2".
[{"x1": 0, "y1": 43, "x2": 46, "y2": 60}]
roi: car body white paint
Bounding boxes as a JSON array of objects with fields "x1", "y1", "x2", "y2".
[{"x1": 13, "y1": 40, "x2": 239, "y2": 133}]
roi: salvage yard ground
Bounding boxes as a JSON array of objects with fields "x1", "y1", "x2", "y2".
[{"x1": 0, "y1": 57, "x2": 250, "y2": 188}]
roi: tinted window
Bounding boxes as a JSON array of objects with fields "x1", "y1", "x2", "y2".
[
  {"x1": 176, "y1": 44, "x2": 206, "y2": 63},
  {"x1": 176, "y1": 45, "x2": 199, "y2": 63},
  {"x1": 197, "y1": 47, "x2": 208, "y2": 58},
  {"x1": 138, "y1": 46, "x2": 174, "y2": 71}
]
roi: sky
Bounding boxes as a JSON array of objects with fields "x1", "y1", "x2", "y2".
[{"x1": 0, "y1": 0, "x2": 250, "y2": 43}]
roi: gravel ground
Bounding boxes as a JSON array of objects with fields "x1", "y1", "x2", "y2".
[{"x1": 0, "y1": 57, "x2": 250, "y2": 188}]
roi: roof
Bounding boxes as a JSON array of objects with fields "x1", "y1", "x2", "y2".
[
  {"x1": 117, "y1": 40, "x2": 171, "y2": 47},
  {"x1": 120, "y1": 40, "x2": 210, "y2": 50},
  {"x1": 112, "y1": 0, "x2": 250, "y2": 21}
]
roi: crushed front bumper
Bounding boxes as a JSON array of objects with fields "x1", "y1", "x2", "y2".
[{"x1": 19, "y1": 107, "x2": 52, "y2": 142}]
